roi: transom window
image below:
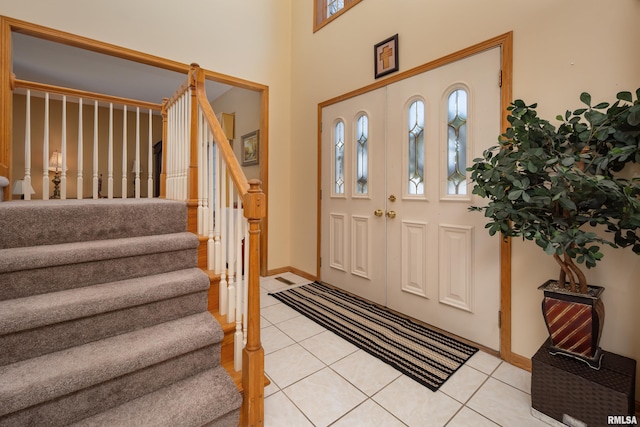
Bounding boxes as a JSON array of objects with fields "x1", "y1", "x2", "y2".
[{"x1": 314, "y1": 0, "x2": 364, "y2": 32}]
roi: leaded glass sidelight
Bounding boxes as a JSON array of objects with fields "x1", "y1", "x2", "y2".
[
  {"x1": 355, "y1": 114, "x2": 369, "y2": 194},
  {"x1": 407, "y1": 100, "x2": 425, "y2": 195},
  {"x1": 447, "y1": 89, "x2": 468, "y2": 195},
  {"x1": 334, "y1": 120, "x2": 345, "y2": 194}
]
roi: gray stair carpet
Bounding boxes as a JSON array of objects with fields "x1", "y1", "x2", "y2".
[{"x1": 0, "y1": 199, "x2": 241, "y2": 426}]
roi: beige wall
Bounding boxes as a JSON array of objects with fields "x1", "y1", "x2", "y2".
[
  {"x1": 12, "y1": 94, "x2": 161, "y2": 199},
  {"x1": 210, "y1": 88, "x2": 261, "y2": 181},
  {"x1": 289, "y1": 0, "x2": 640, "y2": 394},
  {"x1": 0, "y1": 0, "x2": 293, "y2": 270}
]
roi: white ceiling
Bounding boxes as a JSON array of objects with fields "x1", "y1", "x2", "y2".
[{"x1": 11, "y1": 32, "x2": 232, "y2": 105}]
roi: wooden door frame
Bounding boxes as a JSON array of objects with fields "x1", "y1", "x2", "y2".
[
  {"x1": 317, "y1": 32, "x2": 516, "y2": 364},
  {"x1": 0, "y1": 15, "x2": 269, "y2": 276}
]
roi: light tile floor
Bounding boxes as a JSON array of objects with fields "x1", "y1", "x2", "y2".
[{"x1": 260, "y1": 273, "x2": 549, "y2": 427}]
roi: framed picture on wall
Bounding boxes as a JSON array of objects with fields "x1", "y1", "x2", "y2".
[
  {"x1": 374, "y1": 34, "x2": 399, "y2": 79},
  {"x1": 241, "y1": 130, "x2": 259, "y2": 166}
]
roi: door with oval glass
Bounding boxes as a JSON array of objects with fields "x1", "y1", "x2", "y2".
[{"x1": 320, "y1": 47, "x2": 501, "y2": 350}]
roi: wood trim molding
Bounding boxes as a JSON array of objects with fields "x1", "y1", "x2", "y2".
[
  {"x1": 3, "y1": 16, "x2": 189, "y2": 74},
  {"x1": 0, "y1": 17, "x2": 11, "y2": 201},
  {"x1": 13, "y1": 78, "x2": 163, "y2": 111},
  {"x1": 317, "y1": 32, "x2": 514, "y2": 362}
]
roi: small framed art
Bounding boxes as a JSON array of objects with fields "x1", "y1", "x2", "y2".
[
  {"x1": 374, "y1": 34, "x2": 399, "y2": 79},
  {"x1": 241, "y1": 130, "x2": 259, "y2": 166}
]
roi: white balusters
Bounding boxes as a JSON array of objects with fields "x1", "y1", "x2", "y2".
[
  {"x1": 24, "y1": 90, "x2": 31, "y2": 200},
  {"x1": 107, "y1": 103, "x2": 114, "y2": 198},
  {"x1": 147, "y1": 109, "x2": 153, "y2": 198},
  {"x1": 219, "y1": 159, "x2": 228, "y2": 316},
  {"x1": 14, "y1": 86, "x2": 159, "y2": 200},
  {"x1": 77, "y1": 98, "x2": 83, "y2": 199},
  {"x1": 93, "y1": 100, "x2": 99, "y2": 199},
  {"x1": 121, "y1": 105, "x2": 128, "y2": 198},
  {"x1": 227, "y1": 172, "x2": 236, "y2": 324},
  {"x1": 60, "y1": 96, "x2": 67, "y2": 199},
  {"x1": 197, "y1": 108, "x2": 205, "y2": 235},
  {"x1": 135, "y1": 107, "x2": 141, "y2": 198},
  {"x1": 42, "y1": 93, "x2": 50, "y2": 200}
]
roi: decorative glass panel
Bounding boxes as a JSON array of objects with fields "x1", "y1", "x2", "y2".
[
  {"x1": 408, "y1": 100, "x2": 425, "y2": 195},
  {"x1": 355, "y1": 114, "x2": 368, "y2": 194},
  {"x1": 327, "y1": 0, "x2": 344, "y2": 17},
  {"x1": 447, "y1": 89, "x2": 468, "y2": 195},
  {"x1": 334, "y1": 120, "x2": 345, "y2": 194}
]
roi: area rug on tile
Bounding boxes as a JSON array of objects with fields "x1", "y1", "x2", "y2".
[{"x1": 269, "y1": 281, "x2": 478, "y2": 391}]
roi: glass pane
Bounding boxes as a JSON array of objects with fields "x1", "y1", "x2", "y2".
[
  {"x1": 355, "y1": 114, "x2": 368, "y2": 194},
  {"x1": 447, "y1": 89, "x2": 468, "y2": 195},
  {"x1": 327, "y1": 0, "x2": 344, "y2": 17},
  {"x1": 334, "y1": 120, "x2": 345, "y2": 194},
  {"x1": 408, "y1": 100, "x2": 425, "y2": 195}
]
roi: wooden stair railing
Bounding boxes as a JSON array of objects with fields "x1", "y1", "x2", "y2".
[{"x1": 163, "y1": 64, "x2": 265, "y2": 427}]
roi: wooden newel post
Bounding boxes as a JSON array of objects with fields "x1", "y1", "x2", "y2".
[
  {"x1": 242, "y1": 179, "x2": 266, "y2": 426},
  {"x1": 186, "y1": 64, "x2": 199, "y2": 233}
]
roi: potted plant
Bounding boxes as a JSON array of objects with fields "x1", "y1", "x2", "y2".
[{"x1": 467, "y1": 89, "x2": 640, "y2": 368}]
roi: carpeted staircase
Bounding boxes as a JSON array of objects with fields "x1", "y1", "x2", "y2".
[{"x1": 0, "y1": 199, "x2": 242, "y2": 426}]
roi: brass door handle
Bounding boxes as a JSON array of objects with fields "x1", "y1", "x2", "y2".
[
  {"x1": 388, "y1": 195, "x2": 396, "y2": 202},
  {"x1": 386, "y1": 210, "x2": 396, "y2": 219},
  {"x1": 374, "y1": 209, "x2": 384, "y2": 217}
]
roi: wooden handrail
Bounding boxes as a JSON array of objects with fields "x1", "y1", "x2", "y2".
[
  {"x1": 12, "y1": 77, "x2": 163, "y2": 111},
  {"x1": 192, "y1": 66, "x2": 250, "y2": 198}
]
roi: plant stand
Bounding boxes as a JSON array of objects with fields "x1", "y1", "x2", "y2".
[{"x1": 531, "y1": 339, "x2": 636, "y2": 426}]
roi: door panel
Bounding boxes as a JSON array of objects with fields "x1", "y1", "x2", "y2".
[
  {"x1": 385, "y1": 47, "x2": 501, "y2": 350},
  {"x1": 320, "y1": 88, "x2": 387, "y2": 305}
]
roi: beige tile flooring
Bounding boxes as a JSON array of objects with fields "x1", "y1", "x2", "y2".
[{"x1": 260, "y1": 273, "x2": 549, "y2": 427}]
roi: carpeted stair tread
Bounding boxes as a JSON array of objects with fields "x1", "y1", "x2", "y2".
[
  {"x1": 69, "y1": 366, "x2": 242, "y2": 427},
  {"x1": 0, "y1": 198, "x2": 187, "y2": 249},
  {"x1": 0, "y1": 268, "x2": 209, "y2": 335},
  {"x1": 0, "y1": 345, "x2": 222, "y2": 427},
  {"x1": 0, "y1": 232, "x2": 199, "y2": 274},
  {"x1": 0, "y1": 248, "x2": 198, "y2": 301},
  {"x1": 0, "y1": 312, "x2": 223, "y2": 416}
]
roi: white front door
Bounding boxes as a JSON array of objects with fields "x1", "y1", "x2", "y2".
[
  {"x1": 384, "y1": 47, "x2": 501, "y2": 350},
  {"x1": 320, "y1": 47, "x2": 501, "y2": 350}
]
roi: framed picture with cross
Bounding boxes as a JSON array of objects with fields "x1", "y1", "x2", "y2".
[{"x1": 374, "y1": 34, "x2": 399, "y2": 79}]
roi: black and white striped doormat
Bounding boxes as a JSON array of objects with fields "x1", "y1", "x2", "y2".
[{"x1": 269, "y1": 281, "x2": 478, "y2": 391}]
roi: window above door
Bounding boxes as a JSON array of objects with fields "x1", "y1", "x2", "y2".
[{"x1": 314, "y1": 0, "x2": 364, "y2": 32}]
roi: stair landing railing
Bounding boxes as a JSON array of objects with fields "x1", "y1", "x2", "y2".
[
  {"x1": 10, "y1": 75, "x2": 161, "y2": 200},
  {"x1": 163, "y1": 64, "x2": 265, "y2": 426}
]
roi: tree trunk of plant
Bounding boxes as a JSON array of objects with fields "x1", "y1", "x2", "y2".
[{"x1": 554, "y1": 251, "x2": 588, "y2": 294}]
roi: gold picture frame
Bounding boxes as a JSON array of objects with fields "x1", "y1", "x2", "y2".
[
  {"x1": 241, "y1": 130, "x2": 259, "y2": 166},
  {"x1": 374, "y1": 34, "x2": 399, "y2": 79}
]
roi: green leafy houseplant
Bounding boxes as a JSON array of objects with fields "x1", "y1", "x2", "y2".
[{"x1": 468, "y1": 90, "x2": 640, "y2": 295}]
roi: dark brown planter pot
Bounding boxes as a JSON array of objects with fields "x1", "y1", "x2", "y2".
[{"x1": 539, "y1": 280, "x2": 605, "y2": 369}]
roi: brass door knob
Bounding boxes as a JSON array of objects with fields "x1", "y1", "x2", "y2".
[
  {"x1": 374, "y1": 209, "x2": 384, "y2": 217},
  {"x1": 388, "y1": 195, "x2": 396, "y2": 202},
  {"x1": 386, "y1": 210, "x2": 396, "y2": 219}
]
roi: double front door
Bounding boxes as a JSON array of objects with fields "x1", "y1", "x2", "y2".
[{"x1": 320, "y1": 47, "x2": 501, "y2": 350}]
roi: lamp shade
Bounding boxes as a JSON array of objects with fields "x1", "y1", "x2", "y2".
[
  {"x1": 49, "y1": 150, "x2": 62, "y2": 172},
  {"x1": 12, "y1": 179, "x2": 35, "y2": 195}
]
